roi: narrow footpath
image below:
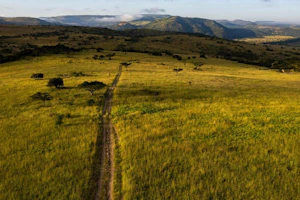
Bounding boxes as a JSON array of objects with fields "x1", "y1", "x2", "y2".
[{"x1": 95, "y1": 66, "x2": 122, "y2": 200}]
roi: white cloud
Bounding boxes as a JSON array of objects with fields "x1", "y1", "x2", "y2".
[
  {"x1": 94, "y1": 14, "x2": 143, "y2": 22},
  {"x1": 141, "y1": 7, "x2": 166, "y2": 14}
]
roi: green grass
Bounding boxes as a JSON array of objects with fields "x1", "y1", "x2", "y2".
[
  {"x1": 0, "y1": 52, "x2": 119, "y2": 199},
  {"x1": 1, "y1": 50, "x2": 300, "y2": 199},
  {"x1": 112, "y1": 53, "x2": 300, "y2": 199}
]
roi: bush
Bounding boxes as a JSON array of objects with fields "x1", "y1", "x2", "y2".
[
  {"x1": 87, "y1": 99, "x2": 95, "y2": 106},
  {"x1": 31, "y1": 73, "x2": 44, "y2": 79},
  {"x1": 56, "y1": 114, "x2": 64, "y2": 126},
  {"x1": 71, "y1": 71, "x2": 85, "y2": 77},
  {"x1": 48, "y1": 78, "x2": 64, "y2": 88}
]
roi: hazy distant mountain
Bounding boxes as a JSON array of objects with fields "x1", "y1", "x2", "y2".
[
  {"x1": 40, "y1": 15, "x2": 120, "y2": 27},
  {"x1": 0, "y1": 17, "x2": 54, "y2": 26},
  {"x1": 255, "y1": 21, "x2": 293, "y2": 27},
  {"x1": 143, "y1": 16, "x2": 256, "y2": 39},
  {"x1": 216, "y1": 20, "x2": 257, "y2": 28},
  {"x1": 40, "y1": 14, "x2": 171, "y2": 27}
]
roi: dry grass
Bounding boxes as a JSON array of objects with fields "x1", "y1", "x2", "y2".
[{"x1": 112, "y1": 53, "x2": 300, "y2": 199}]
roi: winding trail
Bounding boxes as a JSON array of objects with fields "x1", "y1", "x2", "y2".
[{"x1": 95, "y1": 66, "x2": 122, "y2": 200}]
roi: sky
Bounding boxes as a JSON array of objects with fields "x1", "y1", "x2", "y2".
[{"x1": 0, "y1": 0, "x2": 299, "y2": 23}]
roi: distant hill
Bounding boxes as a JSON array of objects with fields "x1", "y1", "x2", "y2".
[
  {"x1": 0, "y1": 17, "x2": 54, "y2": 26},
  {"x1": 143, "y1": 16, "x2": 256, "y2": 39},
  {"x1": 40, "y1": 15, "x2": 119, "y2": 27},
  {"x1": 40, "y1": 14, "x2": 171, "y2": 27},
  {"x1": 111, "y1": 22, "x2": 140, "y2": 31},
  {"x1": 216, "y1": 20, "x2": 257, "y2": 28}
]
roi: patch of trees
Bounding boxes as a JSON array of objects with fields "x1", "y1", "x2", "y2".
[{"x1": 0, "y1": 44, "x2": 81, "y2": 64}]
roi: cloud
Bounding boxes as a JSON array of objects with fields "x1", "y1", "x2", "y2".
[
  {"x1": 94, "y1": 14, "x2": 143, "y2": 22},
  {"x1": 141, "y1": 7, "x2": 166, "y2": 14}
]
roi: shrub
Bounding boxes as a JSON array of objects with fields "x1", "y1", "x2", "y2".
[
  {"x1": 47, "y1": 78, "x2": 64, "y2": 88},
  {"x1": 71, "y1": 71, "x2": 85, "y2": 77},
  {"x1": 87, "y1": 99, "x2": 95, "y2": 106},
  {"x1": 56, "y1": 114, "x2": 64, "y2": 126},
  {"x1": 31, "y1": 73, "x2": 44, "y2": 79}
]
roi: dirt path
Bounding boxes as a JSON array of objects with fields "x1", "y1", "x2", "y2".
[{"x1": 95, "y1": 66, "x2": 122, "y2": 200}]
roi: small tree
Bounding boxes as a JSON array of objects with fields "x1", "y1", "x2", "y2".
[
  {"x1": 173, "y1": 68, "x2": 183, "y2": 75},
  {"x1": 48, "y1": 78, "x2": 64, "y2": 88},
  {"x1": 78, "y1": 81, "x2": 106, "y2": 96},
  {"x1": 31, "y1": 92, "x2": 52, "y2": 106}
]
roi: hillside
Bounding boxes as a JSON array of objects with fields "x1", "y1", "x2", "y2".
[
  {"x1": 0, "y1": 24, "x2": 299, "y2": 71},
  {"x1": 216, "y1": 19, "x2": 257, "y2": 28},
  {"x1": 0, "y1": 17, "x2": 54, "y2": 26},
  {"x1": 143, "y1": 16, "x2": 256, "y2": 39}
]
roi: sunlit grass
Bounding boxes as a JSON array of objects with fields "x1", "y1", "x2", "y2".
[
  {"x1": 237, "y1": 35, "x2": 295, "y2": 44},
  {"x1": 112, "y1": 54, "x2": 300, "y2": 199},
  {"x1": 0, "y1": 52, "x2": 119, "y2": 199}
]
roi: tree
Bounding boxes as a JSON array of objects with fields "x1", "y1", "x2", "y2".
[
  {"x1": 31, "y1": 92, "x2": 52, "y2": 106},
  {"x1": 48, "y1": 78, "x2": 64, "y2": 88},
  {"x1": 173, "y1": 68, "x2": 183, "y2": 75},
  {"x1": 78, "y1": 81, "x2": 106, "y2": 96}
]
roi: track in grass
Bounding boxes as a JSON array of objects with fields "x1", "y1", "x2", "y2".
[{"x1": 95, "y1": 65, "x2": 122, "y2": 200}]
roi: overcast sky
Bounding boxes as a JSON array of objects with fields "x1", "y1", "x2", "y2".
[{"x1": 0, "y1": 0, "x2": 299, "y2": 23}]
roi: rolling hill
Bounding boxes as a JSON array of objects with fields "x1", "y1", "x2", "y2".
[
  {"x1": 143, "y1": 16, "x2": 256, "y2": 39},
  {"x1": 0, "y1": 17, "x2": 54, "y2": 26},
  {"x1": 216, "y1": 19, "x2": 257, "y2": 28}
]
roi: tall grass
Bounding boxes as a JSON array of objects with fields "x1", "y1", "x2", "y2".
[
  {"x1": 112, "y1": 54, "x2": 300, "y2": 199},
  {"x1": 0, "y1": 52, "x2": 119, "y2": 199}
]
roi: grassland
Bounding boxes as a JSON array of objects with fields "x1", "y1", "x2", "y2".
[
  {"x1": 112, "y1": 53, "x2": 300, "y2": 199},
  {"x1": 1, "y1": 24, "x2": 300, "y2": 199},
  {"x1": 237, "y1": 35, "x2": 295, "y2": 44},
  {"x1": 0, "y1": 52, "x2": 119, "y2": 199}
]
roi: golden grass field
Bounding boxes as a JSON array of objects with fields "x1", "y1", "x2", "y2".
[
  {"x1": 112, "y1": 53, "x2": 300, "y2": 199},
  {"x1": 0, "y1": 52, "x2": 119, "y2": 199},
  {"x1": 0, "y1": 48, "x2": 300, "y2": 199}
]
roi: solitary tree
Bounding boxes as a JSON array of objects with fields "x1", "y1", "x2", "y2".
[
  {"x1": 78, "y1": 81, "x2": 106, "y2": 96},
  {"x1": 48, "y1": 78, "x2": 64, "y2": 88},
  {"x1": 31, "y1": 92, "x2": 52, "y2": 106}
]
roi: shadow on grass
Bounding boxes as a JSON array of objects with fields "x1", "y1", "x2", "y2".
[{"x1": 82, "y1": 105, "x2": 103, "y2": 200}]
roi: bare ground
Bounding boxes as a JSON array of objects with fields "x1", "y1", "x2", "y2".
[{"x1": 93, "y1": 66, "x2": 122, "y2": 200}]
